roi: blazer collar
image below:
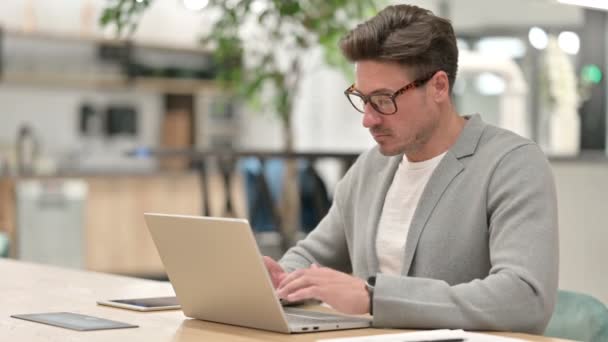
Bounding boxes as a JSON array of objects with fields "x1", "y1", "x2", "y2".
[{"x1": 449, "y1": 114, "x2": 485, "y2": 159}]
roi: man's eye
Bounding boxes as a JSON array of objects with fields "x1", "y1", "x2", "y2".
[{"x1": 373, "y1": 97, "x2": 392, "y2": 107}]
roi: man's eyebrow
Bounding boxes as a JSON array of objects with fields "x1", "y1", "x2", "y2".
[{"x1": 353, "y1": 86, "x2": 395, "y2": 94}]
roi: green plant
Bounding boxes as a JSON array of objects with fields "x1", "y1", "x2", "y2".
[
  {"x1": 100, "y1": 0, "x2": 379, "y2": 151},
  {"x1": 101, "y1": 0, "x2": 380, "y2": 248}
]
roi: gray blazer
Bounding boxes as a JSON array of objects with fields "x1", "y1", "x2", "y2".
[{"x1": 279, "y1": 115, "x2": 559, "y2": 334}]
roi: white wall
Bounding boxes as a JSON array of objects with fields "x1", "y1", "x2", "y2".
[
  {"x1": 292, "y1": 48, "x2": 375, "y2": 153},
  {"x1": 292, "y1": 48, "x2": 375, "y2": 190},
  {"x1": 0, "y1": 1, "x2": 198, "y2": 172},
  {"x1": 552, "y1": 162, "x2": 608, "y2": 305},
  {"x1": 0, "y1": 84, "x2": 162, "y2": 172}
]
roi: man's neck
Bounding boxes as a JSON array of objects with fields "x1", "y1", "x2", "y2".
[{"x1": 405, "y1": 110, "x2": 466, "y2": 162}]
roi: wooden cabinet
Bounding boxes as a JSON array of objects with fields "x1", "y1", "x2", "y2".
[
  {"x1": 0, "y1": 179, "x2": 16, "y2": 257},
  {"x1": 84, "y1": 173, "x2": 202, "y2": 277},
  {"x1": 0, "y1": 173, "x2": 203, "y2": 277}
]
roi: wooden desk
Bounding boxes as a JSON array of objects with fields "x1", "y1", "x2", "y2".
[{"x1": 1, "y1": 259, "x2": 571, "y2": 341}]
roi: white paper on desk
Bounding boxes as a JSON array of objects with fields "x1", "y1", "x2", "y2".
[{"x1": 317, "y1": 329, "x2": 528, "y2": 342}]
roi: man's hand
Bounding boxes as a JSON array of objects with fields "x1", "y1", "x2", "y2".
[
  {"x1": 263, "y1": 256, "x2": 287, "y2": 289},
  {"x1": 276, "y1": 264, "x2": 370, "y2": 315}
]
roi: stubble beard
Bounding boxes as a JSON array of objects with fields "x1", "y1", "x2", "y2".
[{"x1": 377, "y1": 121, "x2": 437, "y2": 157}]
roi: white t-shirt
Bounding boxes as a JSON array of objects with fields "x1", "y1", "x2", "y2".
[{"x1": 376, "y1": 152, "x2": 446, "y2": 275}]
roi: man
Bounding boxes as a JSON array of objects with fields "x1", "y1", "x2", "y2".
[{"x1": 264, "y1": 4, "x2": 558, "y2": 334}]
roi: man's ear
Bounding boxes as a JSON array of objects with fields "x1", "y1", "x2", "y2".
[{"x1": 430, "y1": 71, "x2": 450, "y2": 102}]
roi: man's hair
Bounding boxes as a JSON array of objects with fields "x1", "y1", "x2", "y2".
[{"x1": 340, "y1": 4, "x2": 458, "y2": 91}]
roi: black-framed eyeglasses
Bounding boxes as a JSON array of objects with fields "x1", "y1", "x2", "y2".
[{"x1": 344, "y1": 71, "x2": 440, "y2": 115}]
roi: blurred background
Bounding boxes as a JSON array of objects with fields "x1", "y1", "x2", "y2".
[{"x1": 0, "y1": 0, "x2": 606, "y2": 307}]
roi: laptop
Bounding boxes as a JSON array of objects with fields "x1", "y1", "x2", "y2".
[{"x1": 144, "y1": 213, "x2": 372, "y2": 334}]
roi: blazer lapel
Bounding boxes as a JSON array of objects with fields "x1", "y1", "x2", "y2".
[
  {"x1": 401, "y1": 114, "x2": 486, "y2": 275},
  {"x1": 401, "y1": 154, "x2": 463, "y2": 275}
]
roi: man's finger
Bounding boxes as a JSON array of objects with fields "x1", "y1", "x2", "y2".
[
  {"x1": 286, "y1": 286, "x2": 322, "y2": 303},
  {"x1": 277, "y1": 274, "x2": 315, "y2": 298},
  {"x1": 277, "y1": 268, "x2": 306, "y2": 289}
]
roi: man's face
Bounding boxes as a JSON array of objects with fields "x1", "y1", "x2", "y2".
[{"x1": 354, "y1": 60, "x2": 439, "y2": 156}]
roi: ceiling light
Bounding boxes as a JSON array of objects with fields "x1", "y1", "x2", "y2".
[
  {"x1": 558, "y1": 31, "x2": 580, "y2": 55},
  {"x1": 529, "y1": 27, "x2": 548, "y2": 50},
  {"x1": 557, "y1": 0, "x2": 608, "y2": 11}
]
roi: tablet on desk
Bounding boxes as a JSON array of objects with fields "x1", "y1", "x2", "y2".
[
  {"x1": 11, "y1": 312, "x2": 138, "y2": 331},
  {"x1": 97, "y1": 296, "x2": 180, "y2": 312}
]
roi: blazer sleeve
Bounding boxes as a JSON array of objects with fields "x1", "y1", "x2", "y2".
[
  {"x1": 278, "y1": 161, "x2": 358, "y2": 274},
  {"x1": 372, "y1": 144, "x2": 559, "y2": 334}
]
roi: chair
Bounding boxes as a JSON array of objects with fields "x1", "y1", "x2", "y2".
[
  {"x1": 544, "y1": 290, "x2": 608, "y2": 342},
  {"x1": 0, "y1": 231, "x2": 9, "y2": 257}
]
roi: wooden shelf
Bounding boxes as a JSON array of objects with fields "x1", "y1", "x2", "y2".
[
  {"x1": 1, "y1": 71, "x2": 217, "y2": 94},
  {"x1": 133, "y1": 77, "x2": 217, "y2": 94},
  {"x1": 0, "y1": 27, "x2": 218, "y2": 94},
  {"x1": 2, "y1": 71, "x2": 125, "y2": 90}
]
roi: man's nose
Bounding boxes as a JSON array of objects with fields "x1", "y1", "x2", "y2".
[{"x1": 362, "y1": 104, "x2": 382, "y2": 128}]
